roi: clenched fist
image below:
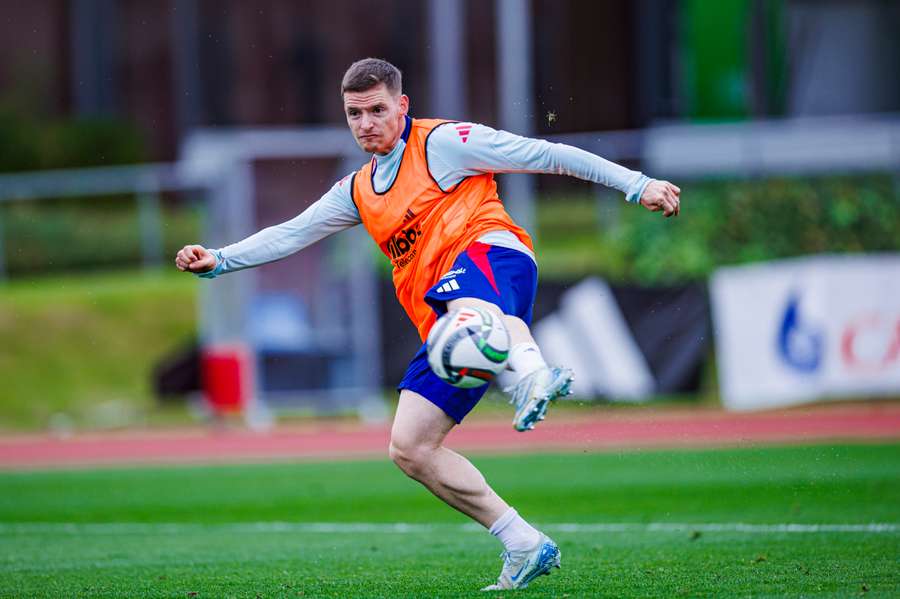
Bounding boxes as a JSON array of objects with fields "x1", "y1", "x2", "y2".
[
  {"x1": 175, "y1": 244, "x2": 217, "y2": 273},
  {"x1": 640, "y1": 180, "x2": 681, "y2": 217}
]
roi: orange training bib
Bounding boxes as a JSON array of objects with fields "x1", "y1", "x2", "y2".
[{"x1": 351, "y1": 118, "x2": 533, "y2": 341}]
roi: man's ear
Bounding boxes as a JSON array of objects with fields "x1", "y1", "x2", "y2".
[{"x1": 399, "y1": 94, "x2": 410, "y2": 116}]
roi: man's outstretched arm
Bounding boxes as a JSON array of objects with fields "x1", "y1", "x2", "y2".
[
  {"x1": 174, "y1": 175, "x2": 361, "y2": 277},
  {"x1": 426, "y1": 123, "x2": 680, "y2": 217}
]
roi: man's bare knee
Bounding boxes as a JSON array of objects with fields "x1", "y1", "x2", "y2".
[
  {"x1": 446, "y1": 297, "x2": 533, "y2": 345},
  {"x1": 390, "y1": 390, "x2": 454, "y2": 479},
  {"x1": 389, "y1": 436, "x2": 432, "y2": 479}
]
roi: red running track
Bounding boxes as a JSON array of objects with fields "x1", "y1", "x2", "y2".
[{"x1": 1, "y1": 403, "x2": 898, "y2": 470}]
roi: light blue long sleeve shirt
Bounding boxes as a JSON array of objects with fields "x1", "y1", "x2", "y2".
[{"x1": 202, "y1": 118, "x2": 652, "y2": 278}]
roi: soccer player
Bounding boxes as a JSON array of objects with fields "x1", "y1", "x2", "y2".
[{"x1": 175, "y1": 58, "x2": 680, "y2": 591}]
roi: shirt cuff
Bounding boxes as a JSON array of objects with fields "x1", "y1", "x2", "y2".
[
  {"x1": 197, "y1": 249, "x2": 225, "y2": 279},
  {"x1": 626, "y1": 175, "x2": 653, "y2": 204}
]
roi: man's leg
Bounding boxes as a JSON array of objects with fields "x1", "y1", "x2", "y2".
[
  {"x1": 389, "y1": 388, "x2": 509, "y2": 527},
  {"x1": 389, "y1": 388, "x2": 560, "y2": 590},
  {"x1": 447, "y1": 297, "x2": 573, "y2": 431},
  {"x1": 447, "y1": 296, "x2": 534, "y2": 346},
  {"x1": 447, "y1": 296, "x2": 547, "y2": 379}
]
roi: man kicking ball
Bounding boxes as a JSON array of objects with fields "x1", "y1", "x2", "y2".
[{"x1": 176, "y1": 58, "x2": 680, "y2": 591}]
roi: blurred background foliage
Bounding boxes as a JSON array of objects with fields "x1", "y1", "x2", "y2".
[
  {"x1": 1, "y1": 197, "x2": 201, "y2": 276},
  {"x1": 1, "y1": 172, "x2": 897, "y2": 430},
  {"x1": 380, "y1": 174, "x2": 900, "y2": 283},
  {"x1": 0, "y1": 0, "x2": 897, "y2": 436},
  {"x1": 0, "y1": 103, "x2": 145, "y2": 172},
  {"x1": 3, "y1": 174, "x2": 898, "y2": 281},
  {"x1": 0, "y1": 95, "x2": 203, "y2": 277},
  {"x1": 0, "y1": 269, "x2": 198, "y2": 432},
  {"x1": 0, "y1": 78, "x2": 897, "y2": 430}
]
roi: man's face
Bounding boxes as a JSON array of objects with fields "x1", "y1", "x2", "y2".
[{"x1": 343, "y1": 84, "x2": 409, "y2": 155}]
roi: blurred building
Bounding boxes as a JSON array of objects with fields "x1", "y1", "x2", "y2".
[
  {"x1": 2, "y1": 0, "x2": 896, "y2": 163},
  {"x1": 0, "y1": 0, "x2": 639, "y2": 158}
]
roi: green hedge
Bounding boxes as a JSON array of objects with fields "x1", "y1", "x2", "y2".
[
  {"x1": 0, "y1": 107, "x2": 144, "y2": 172},
  {"x1": 0, "y1": 198, "x2": 201, "y2": 276},
  {"x1": 0, "y1": 104, "x2": 178, "y2": 276},
  {"x1": 537, "y1": 174, "x2": 900, "y2": 283}
]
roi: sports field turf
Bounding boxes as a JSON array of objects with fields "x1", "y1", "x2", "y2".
[{"x1": 2, "y1": 443, "x2": 898, "y2": 597}]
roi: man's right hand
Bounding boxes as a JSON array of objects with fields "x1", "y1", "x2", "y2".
[
  {"x1": 175, "y1": 245, "x2": 217, "y2": 273},
  {"x1": 639, "y1": 180, "x2": 681, "y2": 217}
]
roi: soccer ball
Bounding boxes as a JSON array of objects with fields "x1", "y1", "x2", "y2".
[{"x1": 426, "y1": 307, "x2": 510, "y2": 388}]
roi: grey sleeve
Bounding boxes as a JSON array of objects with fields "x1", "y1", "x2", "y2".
[
  {"x1": 200, "y1": 174, "x2": 361, "y2": 278},
  {"x1": 426, "y1": 122, "x2": 652, "y2": 203}
]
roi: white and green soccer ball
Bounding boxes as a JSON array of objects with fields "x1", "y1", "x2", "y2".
[{"x1": 426, "y1": 307, "x2": 510, "y2": 388}]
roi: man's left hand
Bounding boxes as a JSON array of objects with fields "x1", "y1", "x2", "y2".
[{"x1": 640, "y1": 180, "x2": 681, "y2": 217}]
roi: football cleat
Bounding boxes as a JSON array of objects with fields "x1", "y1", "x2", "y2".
[
  {"x1": 505, "y1": 366, "x2": 574, "y2": 432},
  {"x1": 481, "y1": 533, "x2": 561, "y2": 591}
]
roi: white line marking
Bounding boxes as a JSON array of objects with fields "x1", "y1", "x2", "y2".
[
  {"x1": 548, "y1": 523, "x2": 900, "y2": 533},
  {"x1": 0, "y1": 522, "x2": 897, "y2": 535}
]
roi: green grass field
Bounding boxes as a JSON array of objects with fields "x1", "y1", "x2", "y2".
[
  {"x1": 0, "y1": 269, "x2": 197, "y2": 431},
  {"x1": 2, "y1": 443, "x2": 899, "y2": 598}
]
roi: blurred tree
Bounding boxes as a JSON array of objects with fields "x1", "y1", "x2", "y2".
[
  {"x1": 537, "y1": 175, "x2": 900, "y2": 283},
  {"x1": 0, "y1": 107, "x2": 145, "y2": 173}
]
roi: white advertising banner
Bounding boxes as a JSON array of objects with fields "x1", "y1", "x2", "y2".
[{"x1": 710, "y1": 254, "x2": 900, "y2": 411}]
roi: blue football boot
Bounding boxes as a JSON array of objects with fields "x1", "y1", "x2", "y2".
[
  {"x1": 506, "y1": 366, "x2": 574, "y2": 431},
  {"x1": 481, "y1": 533, "x2": 562, "y2": 591}
]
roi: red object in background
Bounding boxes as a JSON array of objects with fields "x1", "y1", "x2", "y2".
[{"x1": 201, "y1": 345, "x2": 252, "y2": 415}]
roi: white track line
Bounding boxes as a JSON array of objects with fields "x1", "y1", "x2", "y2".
[{"x1": 0, "y1": 522, "x2": 897, "y2": 535}]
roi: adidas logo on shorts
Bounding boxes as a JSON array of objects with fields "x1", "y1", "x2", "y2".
[{"x1": 436, "y1": 279, "x2": 461, "y2": 293}]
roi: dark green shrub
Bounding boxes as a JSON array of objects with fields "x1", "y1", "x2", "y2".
[{"x1": 537, "y1": 174, "x2": 900, "y2": 283}]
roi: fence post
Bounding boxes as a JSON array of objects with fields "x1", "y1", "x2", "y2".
[
  {"x1": 0, "y1": 205, "x2": 6, "y2": 281},
  {"x1": 496, "y1": 0, "x2": 536, "y2": 235},
  {"x1": 137, "y1": 187, "x2": 164, "y2": 269},
  {"x1": 595, "y1": 187, "x2": 621, "y2": 234}
]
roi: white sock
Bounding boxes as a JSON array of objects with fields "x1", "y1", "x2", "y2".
[
  {"x1": 489, "y1": 507, "x2": 541, "y2": 553},
  {"x1": 508, "y1": 342, "x2": 547, "y2": 382}
]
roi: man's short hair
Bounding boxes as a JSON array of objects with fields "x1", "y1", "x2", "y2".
[{"x1": 341, "y1": 58, "x2": 402, "y2": 96}]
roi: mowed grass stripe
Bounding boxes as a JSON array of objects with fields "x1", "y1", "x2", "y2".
[
  {"x1": 2, "y1": 525, "x2": 897, "y2": 597},
  {"x1": 2, "y1": 444, "x2": 899, "y2": 524},
  {"x1": 2, "y1": 522, "x2": 898, "y2": 535}
]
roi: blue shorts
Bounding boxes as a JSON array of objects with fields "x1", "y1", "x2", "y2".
[{"x1": 398, "y1": 242, "x2": 538, "y2": 423}]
